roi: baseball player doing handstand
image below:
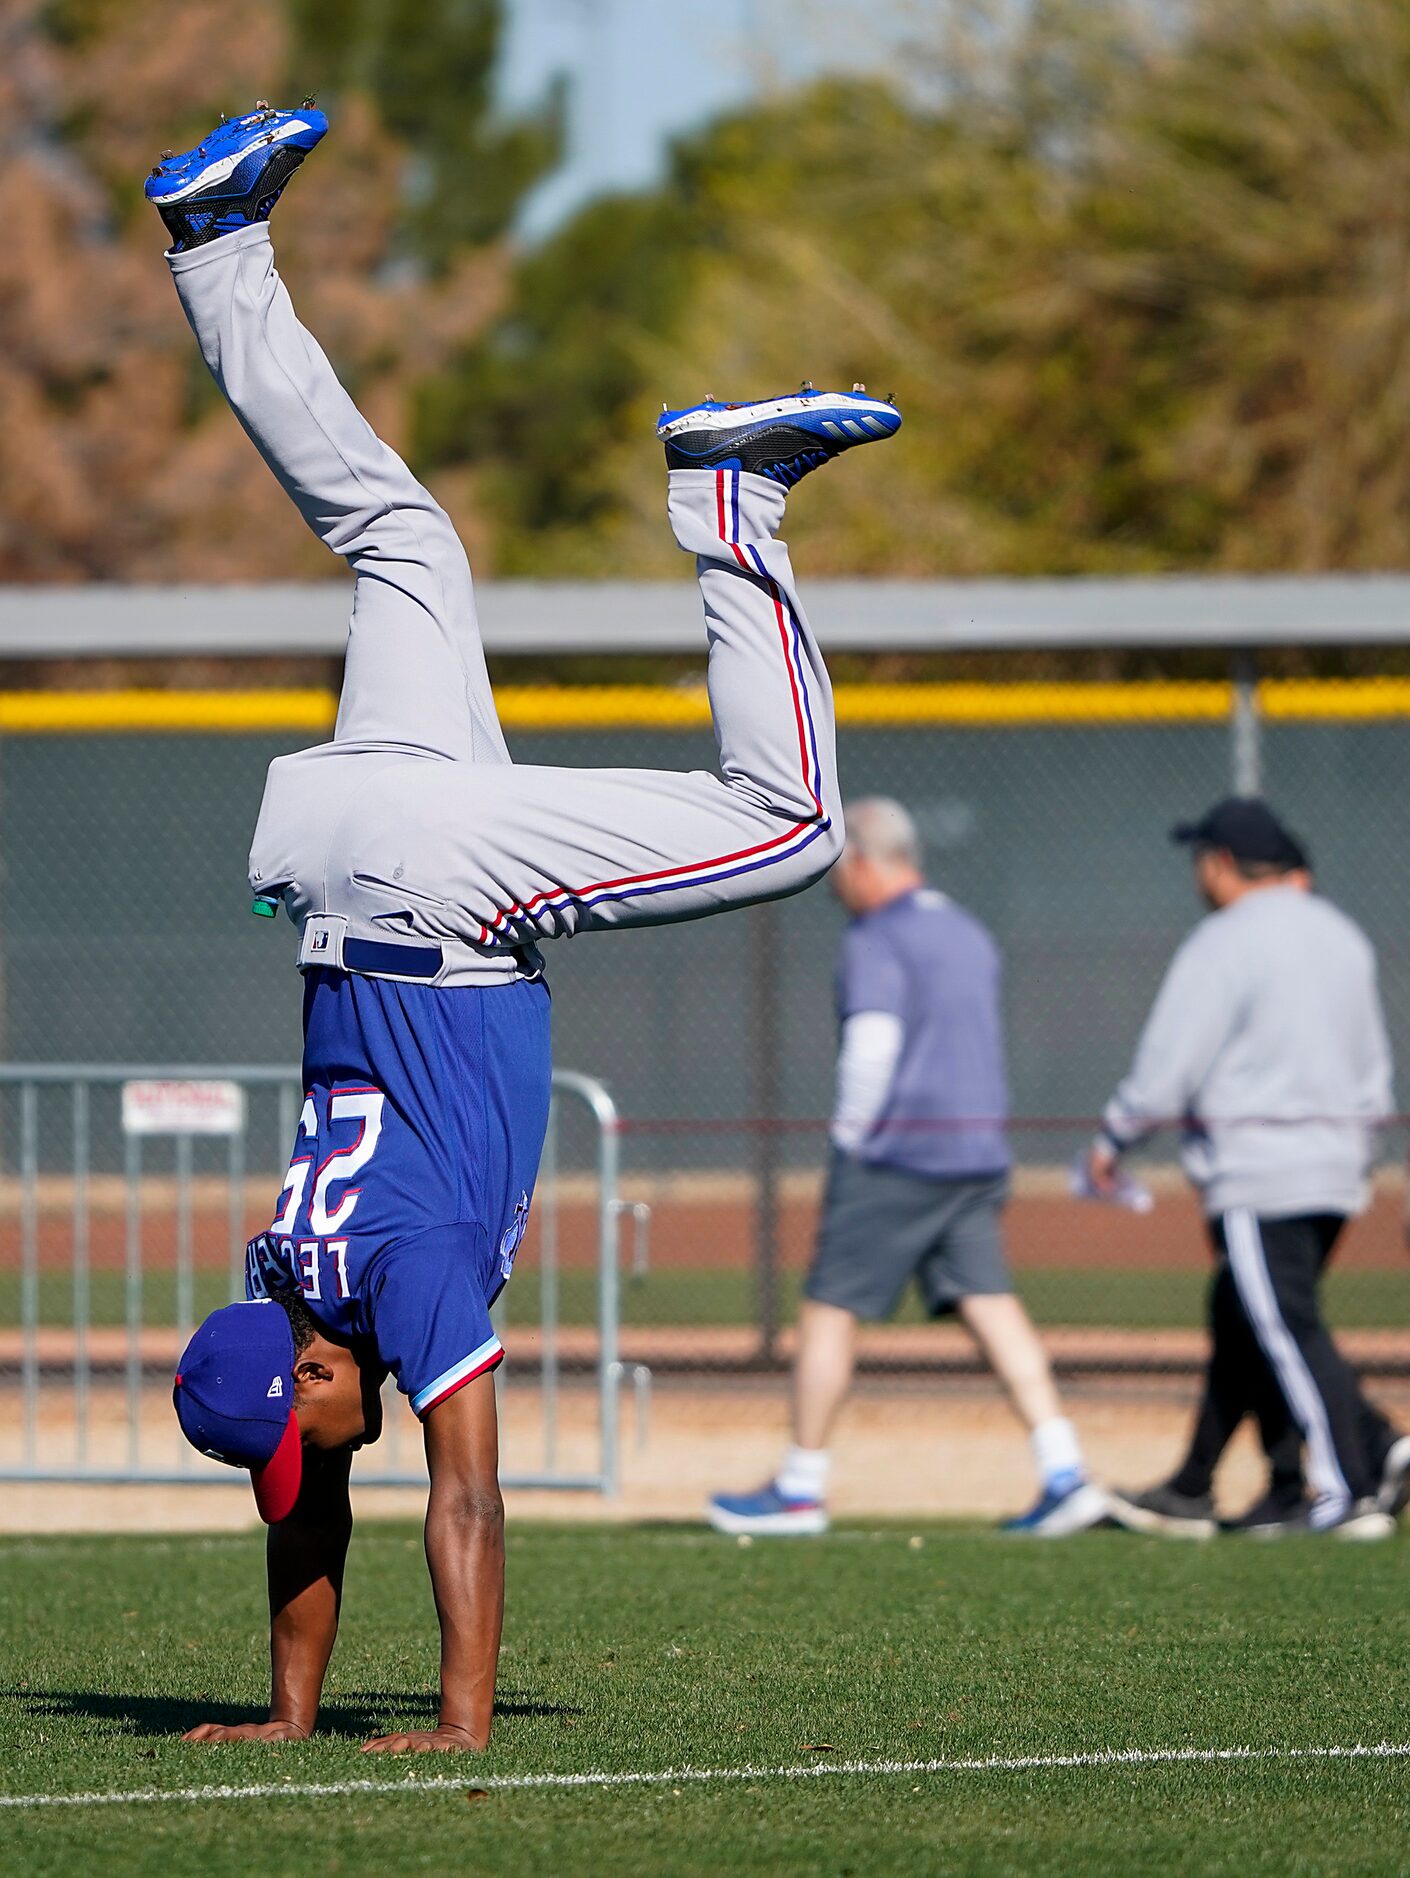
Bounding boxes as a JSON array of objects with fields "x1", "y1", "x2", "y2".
[{"x1": 151, "y1": 106, "x2": 900, "y2": 1754}]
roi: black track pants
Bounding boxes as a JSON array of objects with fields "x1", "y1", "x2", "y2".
[
  {"x1": 1172, "y1": 1254, "x2": 1306, "y2": 1503},
  {"x1": 1204, "y1": 1210, "x2": 1381, "y2": 1524}
]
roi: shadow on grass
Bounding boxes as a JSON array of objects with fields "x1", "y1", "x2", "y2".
[{"x1": 5, "y1": 1686, "x2": 580, "y2": 1740}]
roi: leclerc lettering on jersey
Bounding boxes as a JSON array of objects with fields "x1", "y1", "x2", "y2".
[{"x1": 245, "y1": 970, "x2": 552, "y2": 1418}]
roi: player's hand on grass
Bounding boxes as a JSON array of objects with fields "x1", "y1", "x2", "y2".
[
  {"x1": 360, "y1": 1725, "x2": 485, "y2": 1754},
  {"x1": 182, "y1": 1719, "x2": 311, "y2": 1744}
]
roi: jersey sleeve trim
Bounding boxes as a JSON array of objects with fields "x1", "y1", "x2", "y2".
[{"x1": 410, "y1": 1335, "x2": 504, "y2": 1416}]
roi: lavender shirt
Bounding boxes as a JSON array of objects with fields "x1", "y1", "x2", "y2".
[{"x1": 837, "y1": 888, "x2": 1011, "y2": 1180}]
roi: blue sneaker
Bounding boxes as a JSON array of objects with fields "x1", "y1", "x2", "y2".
[
  {"x1": 1001, "y1": 1478, "x2": 1109, "y2": 1537},
  {"x1": 708, "y1": 1481, "x2": 829, "y2": 1537},
  {"x1": 144, "y1": 101, "x2": 329, "y2": 251},
  {"x1": 658, "y1": 384, "x2": 902, "y2": 488}
]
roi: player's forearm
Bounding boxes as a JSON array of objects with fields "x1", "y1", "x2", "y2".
[
  {"x1": 266, "y1": 1457, "x2": 353, "y2": 1733},
  {"x1": 268, "y1": 1557, "x2": 345, "y2": 1730},
  {"x1": 424, "y1": 1480, "x2": 504, "y2": 1745}
]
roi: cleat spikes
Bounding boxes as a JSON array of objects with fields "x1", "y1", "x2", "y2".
[
  {"x1": 657, "y1": 385, "x2": 902, "y2": 486},
  {"x1": 799, "y1": 379, "x2": 815, "y2": 392},
  {"x1": 852, "y1": 382, "x2": 866, "y2": 393},
  {"x1": 300, "y1": 94, "x2": 317, "y2": 108},
  {"x1": 254, "y1": 99, "x2": 270, "y2": 111},
  {"x1": 143, "y1": 103, "x2": 329, "y2": 250}
]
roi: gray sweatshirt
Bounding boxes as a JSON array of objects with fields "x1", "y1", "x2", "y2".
[{"x1": 1102, "y1": 886, "x2": 1392, "y2": 1218}]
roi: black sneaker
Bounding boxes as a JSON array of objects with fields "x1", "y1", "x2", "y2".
[
  {"x1": 1222, "y1": 1490, "x2": 1310, "y2": 1538},
  {"x1": 1106, "y1": 1482, "x2": 1217, "y2": 1540},
  {"x1": 1229, "y1": 1496, "x2": 1395, "y2": 1540}
]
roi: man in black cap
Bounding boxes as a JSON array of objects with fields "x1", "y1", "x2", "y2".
[{"x1": 1088, "y1": 798, "x2": 1408, "y2": 1538}]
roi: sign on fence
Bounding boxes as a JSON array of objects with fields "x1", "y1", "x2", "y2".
[{"x1": 121, "y1": 1079, "x2": 247, "y2": 1137}]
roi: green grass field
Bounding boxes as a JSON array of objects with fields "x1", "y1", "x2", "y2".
[
  {"x1": 6, "y1": 1263, "x2": 1410, "y2": 1331},
  {"x1": 4, "y1": 1523, "x2": 1410, "y2": 1876}
]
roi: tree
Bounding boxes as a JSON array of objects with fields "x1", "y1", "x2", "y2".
[
  {"x1": 0, "y1": 0, "x2": 547, "y2": 583},
  {"x1": 285, "y1": 0, "x2": 556, "y2": 270},
  {"x1": 425, "y1": 0, "x2": 1410, "y2": 578}
]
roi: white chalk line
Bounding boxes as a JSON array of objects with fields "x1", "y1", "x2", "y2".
[{"x1": 3, "y1": 1741, "x2": 1410, "y2": 1812}]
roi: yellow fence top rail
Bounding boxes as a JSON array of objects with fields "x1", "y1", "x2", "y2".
[{"x1": 2, "y1": 678, "x2": 1410, "y2": 734}]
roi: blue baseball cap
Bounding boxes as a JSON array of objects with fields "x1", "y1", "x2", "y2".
[{"x1": 173, "y1": 1300, "x2": 302, "y2": 1522}]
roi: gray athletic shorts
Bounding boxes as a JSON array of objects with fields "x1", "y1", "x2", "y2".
[{"x1": 804, "y1": 1152, "x2": 1012, "y2": 1321}]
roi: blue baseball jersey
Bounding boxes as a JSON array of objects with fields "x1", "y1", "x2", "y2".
[{"x1": 245, "y1": 968, "x2": 552, "y2": 1415}]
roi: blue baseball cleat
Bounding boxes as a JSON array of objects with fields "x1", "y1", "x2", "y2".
[
  {"x1": 658, "y1": 384, "x2": 902, "y2": 489},
  {"x1": 708, "y1": 1481, "x2": 829, "y2": 1537},
  {"x1": 1000, "y1": 1477, "x2": 1109, "y2": 1538},
  {"x1": 144, "y1": 100, "x2": 328, "y2": 251}
]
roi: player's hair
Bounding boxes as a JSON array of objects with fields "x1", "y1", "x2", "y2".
[
  {"x1": 268, "y1": 1282, "x2": 320, "y2": 1357},
  {"x1": 843, "y1": 796, "x2": 922, "y2": 869},
  {"x1": 1196, "y1": 846, "x2": 1300, "y2": 884}
]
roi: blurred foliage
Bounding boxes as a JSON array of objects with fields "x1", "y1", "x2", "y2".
[
  {"x1": 0, "y1": 0, "x2": 538, "y2": 581},
  {"x1": 430, "y1": 0, "x2": 1410, "y2": 578},
  {"x1": 284, "y1": 0, "x2": 557, "y2": 267},
  {"x1": 8, "y1": 0, "x2": 1410, "y2": 600},
  {"x1": 414, "y1": 191, "x2": 693, "y2": 552}
]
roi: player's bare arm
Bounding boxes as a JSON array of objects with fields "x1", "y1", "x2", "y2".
[
  {"x1": 183, "y1": 1445, "x2": 353, "y2": 1745},
  {"x1": 263, "y1": 1445, "x2": 355, "y2": 1739},
  {"x1": 363, "y1": 1375, "x2": 504, "y2": 1754}
]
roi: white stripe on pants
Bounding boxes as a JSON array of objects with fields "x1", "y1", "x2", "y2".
[{"x1": 1222, "y1": 1207, "x2": 1350, "y2": 1527}]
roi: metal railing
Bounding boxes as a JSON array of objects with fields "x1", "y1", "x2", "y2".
[{"x1": 0, "y1": 1064, "x2": 628, "y2": 1496}]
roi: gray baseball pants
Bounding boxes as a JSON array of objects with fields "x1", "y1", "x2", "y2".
[{"x1": 167, "y1": 225, "x2": 842, "y2": 958}]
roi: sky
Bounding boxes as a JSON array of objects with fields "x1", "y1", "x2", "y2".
[{"x1": 497, "y1": 0, "x2": 923, "y2": 237}]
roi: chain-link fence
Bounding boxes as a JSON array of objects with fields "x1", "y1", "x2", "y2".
[
  {"x1": 2, "y1": 674, "x2": 1408, "y2": 1380},
  {"x1": 0, "y1": 1065, "x2": 628, "y2": 1491}
]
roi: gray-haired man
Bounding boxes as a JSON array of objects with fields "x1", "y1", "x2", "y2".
[{"x1": 710, "y1": 799, "x2": 1107, "y2": 1537}]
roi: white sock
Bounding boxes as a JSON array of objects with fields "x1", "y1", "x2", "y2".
[
  {"x1": 777, "y1": 1445, "x2": 831, "y2": 1504},
  {"x1": 1030, "y1": 1417, "x2": 1084, "y2": 1491}
]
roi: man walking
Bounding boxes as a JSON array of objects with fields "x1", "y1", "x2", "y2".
[
  {"x1": 1094, "y1": 798, "x2": 1405, "y2": 1539},
  {"x1": 710, "y1": 798, "x2": 1107, "y2": 1537}
]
